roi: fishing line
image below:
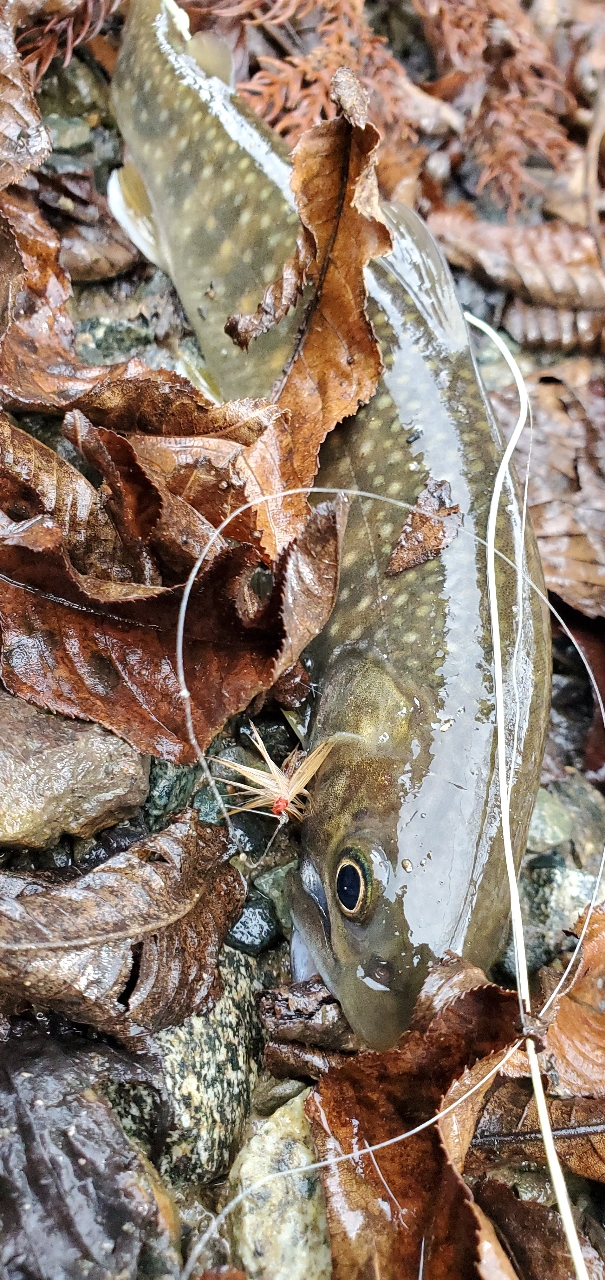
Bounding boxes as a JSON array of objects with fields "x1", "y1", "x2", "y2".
[{"x1": 465, "y1": 312, "x2": 587, "y2": 1280}]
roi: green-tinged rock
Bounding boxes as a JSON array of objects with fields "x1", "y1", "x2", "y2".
[
  {"x1": 252, "y1": 1074, "x2": 307, "y2": 1118},
  {"x1": 254, "y1": 862, "x2": 298, "y2": 935},
  {"x1": 500, "y1": 859, "x2": 605, "y2": 975},
  {"x1": 143, "y1": 759, "x2": 202, "y2": 832},
  {"x1": 108, "y1": 948, "x2": 265, "y2": 1186},
  {"x1": 226, "y1": 1091, "x2": 331, "y2": 1280},
  {"x1": 526, "y1": 787, "x2": 573, "y2": 853},
  {"x1": 226, "y1": 890, "x2": 281, "y2": 956},
  {"x1": 550, "y1": 772, "x2": 605, "y2": 875},
  {"x1": 43, "y1": 113, "x2": 92, "y2": 151},
  {"x1": 38, "y1": 54, "x2": 112, "y2": 125}
]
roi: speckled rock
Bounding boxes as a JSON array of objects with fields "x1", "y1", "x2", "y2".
[
  {"x1": 226, "y1": 1091, "x2": 331, "y2": 1280},
  {"x1": 0, "y1": 690, "x2": 150, "y2": 847},
  {"x1": 109, "y1": 947, "x2": 265, "y2": 1186},
  {"x1": 526, "y1": 787, "x2": 573, "y2": 853},
  {"x1": 550, "y1": 772, "x2": 605, "y2": 874}
]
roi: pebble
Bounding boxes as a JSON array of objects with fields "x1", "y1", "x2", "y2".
[
  {"x1": 254, "y1": 862, "x2": 298, "y2": 936},
  {"x1": 226, "y1": 1091, "x2": 332, "y2": 1280},
  {"x1": 226, "y1": 889, "x2": 282, "y2": 956},
  {"x1": 0, "y1": 690, "x2": 150, "y2": 848},
  {"x1": 526, "y1": 786, "x2": 573, "y2": 853}
]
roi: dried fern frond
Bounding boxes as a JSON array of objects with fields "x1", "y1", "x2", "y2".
[
  {"x1": 414, "y1": 0, "x2": 573, "y2": 208},
  {"x1": 214, "y1": 722, "x2": 335, "y2": 822},
  {"x1": 16, "y1": 0, "x2": 120, "y2": 87}
]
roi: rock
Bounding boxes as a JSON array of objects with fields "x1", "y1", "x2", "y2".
[
  {"x1": 226, "y1": 890, "x2": 282, "y2": 956},
  {"x1": 0, "y1": 691, "x2": 150, "y2": 847},
  {"x1": 144, "y1": 758, "x2": 202, "y2": 832},
  {"x1": 254, "y1": 862, "x2": 298, "y2": 935},
  {"x1": 108, "y1": 948, "x2": 265, "y2": 1186},
  {"x1": 226, "y1": 1091, "x2": 331, "y2": 1280},
  {"x1": 550, "y1": 772, "x2": 605, "y2": 875},
  {"x1": 526, "y1": 787, "x2": 573, "y2": 853},
  {"x1": 43, "y1": 113, "x2": 93, "y2": 151},
  {"x1": 251, "y1": 1073, "x2": 307, "y2": 1117}
]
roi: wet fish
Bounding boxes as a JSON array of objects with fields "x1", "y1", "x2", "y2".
[{"x1": 112, "y1": 0, "x2": 551, "y2": 1050}]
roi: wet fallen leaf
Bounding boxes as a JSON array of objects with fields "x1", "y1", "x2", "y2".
[
  {"x1": 466, "y1": 1076, "x2": 605, "y2": 1181},
  {"x1": 0, "y1": 186, "x2": 111, "y2": 410},
  {"x1": 0, "y1": 4, "x2": 50, "y2": 191},
  {"x1": 304, "y1": 963, "x2": 520, "y2": 1280},
  {"x1": 0, "y1": 1029, "x2": 181, "y2": 1280},
  {"x1": 228, "y1": 68, "x2": 392, "y2": 488},
  {"x1": 0, "y1": 411, "x2": 146, "y2": 581},
  {"x1": 0, "y1": 498, "x2": 344, "y2": 761},
  {"x1": 429, "y1": 207, "x2": 605, "y2": 310},
  {"x1": 545, "y1": 903, "x2": 605, "y2": 1096},
  {"x1": 70, "y1": 362, "x2": 306, "y2": 559},
  {"x1": 473, "y1": 1180, "x2": 603, "y2": 1280},
  {"x1": 0, "y1": 810, "x2": 244, "y2": 1045},
  {"x1": 386, "y1": 477, "x2": 461, "y2": 575},
  {"x1": 490, "y1": 370, "x2": 605, "y2": 617}
]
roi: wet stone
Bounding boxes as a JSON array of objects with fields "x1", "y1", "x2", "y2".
[
  {"x1": 108, "y1": 948, "x2": 265, "y2": 1187},
  {"x1": 226, "y1": 1091, "x2": 331, "y2": 1280},
  {"x1": 254, "y1": 861, "x2": 298, "y2": 935},
  {"x1": 239, "y1": 715, "x2": 298, "y2": 766},
  {"x1": 251, "y1": 1073, "x2": 307, "y2": 1117},
  {"x1": 526, "y1": 787, "x2": 573, "y2": 853},
  {"x1": 0, "y1": 689, "x2": 150, "y2": 848},
  {"x1": 550, "y1": 772, "x2": 605, "y2": 875},
  {"x1": 226, "y1": 890, "x2": 282, "y2": 956},
  {"x1": 143, "y1": 759, "x2": 202, "y2": 832},
  {"x1": 43, "y1": 113, "x2": 93, "y2": 152}
]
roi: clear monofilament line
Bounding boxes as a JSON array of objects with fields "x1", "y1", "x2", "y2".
[{"x1": 464, "y1": 311, "x2": 588, "y2": 1280}]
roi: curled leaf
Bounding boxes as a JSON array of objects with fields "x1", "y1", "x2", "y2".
[
  {"x1": 0, "y1": 810, "x2": 244, "y2": 1045},
  {"x1": 545, "y1": 903, "x2": 605, "y2": 1096},
  {"x1": 0, "y1": 187, "x2": 110, "y2": 410},
  {"x1": 229, "y1": 68, "x2": 392, "y2": 488},
  {"x1": 0, "y1": 5, "x2": 50, "y2": 190}
]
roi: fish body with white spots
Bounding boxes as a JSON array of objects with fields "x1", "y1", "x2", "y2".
[{"x1": 112, "y1": 0, "x2": 551, "y2": 1049}]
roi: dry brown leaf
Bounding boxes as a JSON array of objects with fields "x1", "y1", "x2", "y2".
[
  {"x1": 545, "y1": 903, "x2": 605, "y2": 1095},
  {"x1": 229, "y1": 68, "x2": 392, "y2": 488},
  {"x1": 386, "y1": 477, "x2": 461, "y2": 575},
  {"x1": 503, "y1": 298, "x2": 605, "y2": 353},
  {"x1": 63, "y1": 409, "x2": 225, "y2": 585},
  {"x1": 0, "y1": 186, "x2": 111, "y2": 410},
  {"x1": 0, "y1": 499, "x2": 344, "y2": 761},
  {"x1": 415, "y1": 0, "x2": 571, "y2": 209},
  {"x1": 0, "y1": 810, "x2": 244, "y2": 1046},
  {"x1": 473, "y1": 1180, "x2": 604, "y2": 1280},
  {"x1": 490, "y1": 370, "x2": 605, "y2": 617},
  {"x1": 26, "y1": 160, "x2": 141, "y2": 282},
  {"x1": 428, "y1": 207, "x2": 605, "y2": 310}
]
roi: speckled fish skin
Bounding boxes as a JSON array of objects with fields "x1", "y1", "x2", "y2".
[{"x1": 112, "y1": 0, "x2": 551, "y2": 1050}]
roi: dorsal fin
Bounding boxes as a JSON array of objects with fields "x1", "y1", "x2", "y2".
[{"x1": 381, "y1": 202, "x2": 468, "y2": 353}]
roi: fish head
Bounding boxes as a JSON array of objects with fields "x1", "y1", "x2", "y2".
[{"x1": 289, "y1": 653, "x2": 436, "y2": 1050}]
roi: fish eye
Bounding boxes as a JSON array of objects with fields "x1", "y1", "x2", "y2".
[{"x1": 335, "y1": 849, "x2": 371, "y2": 918}]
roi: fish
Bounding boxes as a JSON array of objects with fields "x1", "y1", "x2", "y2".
[{"x1": 111, "y1": 0, "x2": 551, "y2": 1050}]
